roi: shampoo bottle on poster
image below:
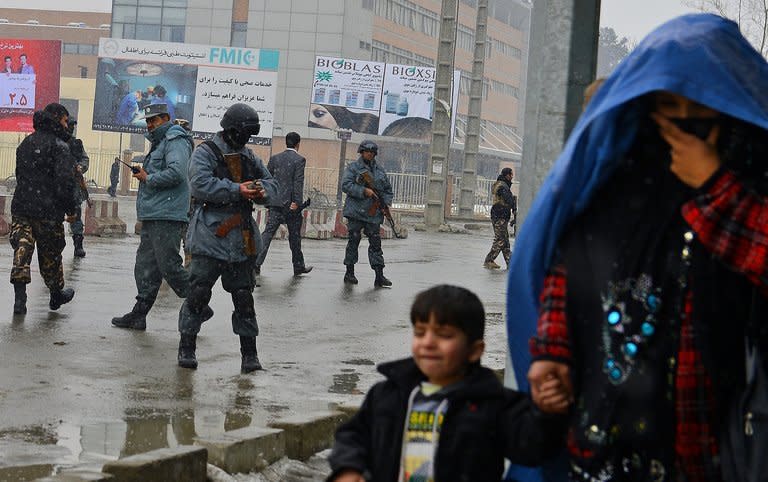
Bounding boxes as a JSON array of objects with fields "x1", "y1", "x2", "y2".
[
  {"x1": 385, "y1": 91, "x2": 400, "y2": 114},
  {"x1": 396, "y1": 96, "x2": 409, "y2": 116}
]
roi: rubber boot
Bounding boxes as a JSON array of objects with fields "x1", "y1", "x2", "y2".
[
  {"x1": 374, "y1": 267, "x2": 392, "y2": 288},
  {"x1": 178, "y1": 334, "x2": 198, "y2": 369},
  {"x1": 240, "y1": 336, "x2": 263, "y2": 373},
  {"x1": 73, "y1": 235, "x2": 86, "y2": 258},
  {"x1": 49, "y1": 287, "x2": 75, "y2": 311},
  {"x1": 13, "y1": 283, "x2": 26, "y2": 315},
  {"x1": 343, "y1": 264, "x2": 358, "y2": 285},
  {"x1": 111, "y1": 301, "x2": 151, "y2": 330}
]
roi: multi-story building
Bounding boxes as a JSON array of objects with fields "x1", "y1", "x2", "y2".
[
  {"x1": 0, "y1": 9, "x2": 111, "y2": 78},
  {"x1": 110, "y1": 0, "x2": 529, "y2": 175}
]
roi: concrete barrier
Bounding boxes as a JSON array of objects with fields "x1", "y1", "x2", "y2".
[
  {"x1": 35, "y1": 470, "x2": 114, "y2": 481},
  {"x1": 0, "y1": 194, "x2": 11, "y2": 236},
  {"x1": 0, "y1": 464, "x2": 53, "y2": 481},
  {"x1": 269, "y1": 411, "x2": 351, "y2": 461},
  {"x1": 84, "y1": 198, "x2": 126, "y2": 236},
  {"x1": 195, "y1": 426, "x2": 284, "y2": 474},
  {"x1": 101, "y1": 446, "x2": 207, "y2": 482},
  {"x1": 254, "y1": 207, "x2": 334, "y2": 241}
]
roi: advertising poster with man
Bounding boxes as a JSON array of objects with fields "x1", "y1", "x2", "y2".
[
  {"x1": 0, "y1": 38, "x2": 62, "y2": 132},
  {"x1": 93, "y1": 38, "x2": 279, "y2": 144}
]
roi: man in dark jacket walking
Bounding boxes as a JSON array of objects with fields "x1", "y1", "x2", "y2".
[
  {"x1": 10, "y1": 103, "x2": 78, "y2": 314},
  {"x1": 253, "y1": 132, "x2": 312, "y2": 277},
  {"x1": 483, "y1": 167, "x2": 516, "y2": 269},
  {"x1": 341, "y1": 140, "x2": 394, "y2": 287},
  {"x1": 108, "y1": 157, "x2": 120, "y2": 197}
]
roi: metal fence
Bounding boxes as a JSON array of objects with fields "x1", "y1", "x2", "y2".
[
  {"x1": 0, "y1": 142, "x2": 123, "y2": 189},
  {"x1": 303, "y1": 167, "x2": 501, "y2": 217},
  {"x1": 0, "y1": 142, "x2": 502, "y2": 218}
]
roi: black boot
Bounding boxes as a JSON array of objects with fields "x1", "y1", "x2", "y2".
[
  {"x1": 240, "y1": 336, "x2": 263, "y2": 373},
  {"x1": 343, "y1": 264, "x2": 358, "y2": 285},
  {"x1": 73, "y1": 235, "x2": 86, "y2": 258},
  {"x1": 13, "y1": 283, "x2": 26, "y2": 315},
  {"x1": 178, "y1": 334, "x2": 198, "y2": 369},
  {"x1": 374, "y1": 267, "x2": 392, "y2": 288},
  {"x1": 111, "y1": 301, "x2": 151, "y2": 330},
  {"x1": 49, "y1": 287, "x2": 75, "y2": 310}
]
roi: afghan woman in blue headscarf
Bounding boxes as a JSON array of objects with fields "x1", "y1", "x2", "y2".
[{"x1": 506, "y1": 14, "x2": 768, "y2": 482}]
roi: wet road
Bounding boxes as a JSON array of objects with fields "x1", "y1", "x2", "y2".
[{"x1": 0, "y1": 198, "x2": 510, "y2": 472}]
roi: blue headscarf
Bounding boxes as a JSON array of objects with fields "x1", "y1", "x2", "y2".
[{"x1": 505, "y1": 13, "x2": 768, "y2": 482}]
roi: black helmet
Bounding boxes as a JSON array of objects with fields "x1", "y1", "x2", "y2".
[
  {"x1": 357, "y1": 140, "x2": 378, "y2": 155},
  {"x1": 220, "y1": 103, "x2": 260, "y2": 137}
]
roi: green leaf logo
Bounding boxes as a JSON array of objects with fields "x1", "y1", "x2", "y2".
[{"x1": 316, "y1": 71, "x2": 332, "y2": 82}]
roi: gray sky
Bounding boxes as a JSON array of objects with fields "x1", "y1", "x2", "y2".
[
  {"x1": 7, "y1": 0, "x2": 701, "y2": 41},
  {"x1": 600, "y1": 0, "x2": 700, "y2": 41}
]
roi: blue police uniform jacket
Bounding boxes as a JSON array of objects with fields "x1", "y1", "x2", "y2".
[
  {"x1": 186, "y1": 133, "x2": 278, "y2": 263},
  {"x1": 341, "y1": 157, "x2": 394, "y2": 224},
  {"x1": 136, "y1": 122, "x2": 193, "y2": 222}
]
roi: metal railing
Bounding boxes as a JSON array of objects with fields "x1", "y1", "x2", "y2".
[
  {"x1": 0, "y1": 142, "x2": 122, "y2": 189},
  {"x1": 0, "y1": 143, "x2": 502, "y2": 218}
]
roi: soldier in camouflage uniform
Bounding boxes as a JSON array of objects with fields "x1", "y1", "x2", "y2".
[
  {"x1": 10, "y1": 103, "x2": 78, "y2": 314},
  {"x1": 483, "y1": 167, "x2": 517, "y2": 269},
  {"x1": 66, "y1": 118, "x2": 90, "y2": 257}
]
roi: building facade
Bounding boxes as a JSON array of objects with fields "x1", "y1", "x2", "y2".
[
  {"x1": 110, "y1": 0, "x2": 529, "y2": 170},
  {"x1": 0, "y1": 9, "x2": 111, "y2": 78}
]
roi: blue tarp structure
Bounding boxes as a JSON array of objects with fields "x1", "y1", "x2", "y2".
[{"x1": 505, "y1": 13, "x2": 768, "y2": 481}]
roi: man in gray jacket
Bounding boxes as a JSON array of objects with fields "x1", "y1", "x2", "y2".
[
  {"x1": 342, "y1": 140, "x2": 394, "y2": 287},
  {"x1": 111, "y1": 103, "x2": 201, "y2": 330},
  {"x1": 254, "y1": 132, "x2": 312, "y2": 277},
  {"x1": 177, "y1": 103, "x2": 278, "y2": 373}
]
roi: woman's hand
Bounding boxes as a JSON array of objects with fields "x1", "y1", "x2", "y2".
[
  {"x1": 651, "y1": 113, "x2": 722, "y2": 188},
  {"x1": 528, "y1": 360, "x2": 573, "y2": 414}
]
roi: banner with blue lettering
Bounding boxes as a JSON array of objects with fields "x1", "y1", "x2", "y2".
[{"x1": 93, "y1": 38, "x2": 279, "y2": 145}]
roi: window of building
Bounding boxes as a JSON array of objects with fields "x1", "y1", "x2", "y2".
[
  {"x1": 371, "y1": 40, "x2": 433, "y2": 67},
  {"x1": 362, "y1": 0, "x2": 374, "y2": 10},
  {"x1": 374, "y1": 0, "x2": 441, "y2": 38},
  {"x1": 457, "y1": 24, "x2": 475, "y2": 52},
  {"x1": 63, "y1": 43, "x2": 98, "y2": 55},
  {"x1": 231, "y1": 21, "x2": 247, "y2": 47},
  {"x1": 112, "y1": 0, "x2": 187, "y2": 42}
]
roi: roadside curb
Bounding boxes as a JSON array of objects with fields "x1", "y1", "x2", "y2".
[
  {"x1": 101, "y1": 445, "x2": 207, "y2": 481},
  {"x1": 195, "y1": 426, "x2": 285, "y2": 474}
]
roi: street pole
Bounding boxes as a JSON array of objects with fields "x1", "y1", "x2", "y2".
[
  {"x1": 424, "y1": 0, "x2": 460, "y2": 227},
  {"x1": 458, "y1": 0, "x2": 489, "y2": 218},
  {"x1": 333, "y1": 129, "x2": 352, "y2": 237}
]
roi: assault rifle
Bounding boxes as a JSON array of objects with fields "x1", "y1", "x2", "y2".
[
  {"x1": 74, "y1": 168, "x2": 93, "y2": 208},
  {"x1": 359, "y1": 171, "x2": 403, "y2": 239}
]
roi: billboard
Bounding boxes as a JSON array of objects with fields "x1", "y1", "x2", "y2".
[
  {"x1": 0, "y1": 38, "x2": 62, "y2": 132},
  {"x1": 93, "y1": 38, "x2": 279, "y2": 145},
  {"x1": 309, "y1": 56, "x2": 460, "y2": 141}
]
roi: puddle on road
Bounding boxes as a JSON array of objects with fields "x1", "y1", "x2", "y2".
[
  {"x1": 0, "y1": 403, "x2": 288, "y2": 477},
  {"x1": 328, "y1": 370, "x2": 362, "y2": 395}
]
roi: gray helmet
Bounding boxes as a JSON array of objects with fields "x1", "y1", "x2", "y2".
[
  {"x1": 220, "y1": 103, "x2": 260, "y2": 137},
  {"x1": 357, "y1": 140, "x2": 378, "y2": 155}
]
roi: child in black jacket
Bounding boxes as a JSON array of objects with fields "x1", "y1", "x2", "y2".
[{"x1": 328, "y1": 285, "x2": 567, "y2": 482}]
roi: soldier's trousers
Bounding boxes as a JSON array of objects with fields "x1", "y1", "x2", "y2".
[
  {"x1": 255, "y1": 207, "x2": 305, "y2": 269},
  {"x1": 70, "y1": 204, "x2": 84, "y2": 237},
  {"x1": 9, "y1": 216, "x2": 66, "y2": 291},
  {"x1": 134, "y1": 220, "x2": 189, "y2": 306},
  {"x1": 485, "y1": 217, "x2": 511, "y2": 266},
  {"x1": 344, "y1": 219, "x2": 384, "y2": 268},
  {"x1": 178, "y1": 255, "x2": 257, "y2": 336}
]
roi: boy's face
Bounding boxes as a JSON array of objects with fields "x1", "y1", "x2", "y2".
[{"x1": 411, "y1": 313, "x2": 484, "y2": 387}]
